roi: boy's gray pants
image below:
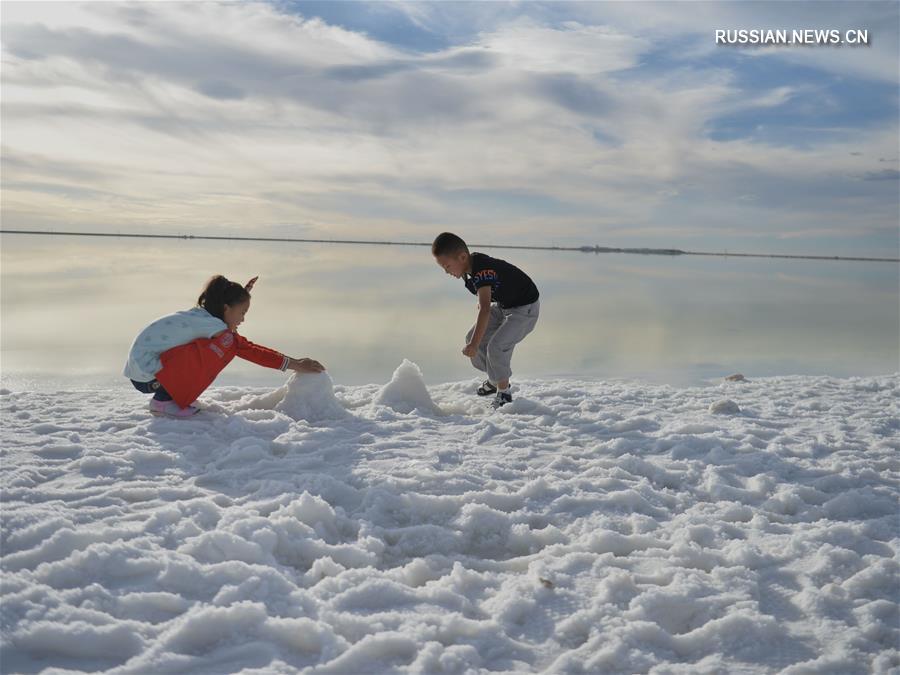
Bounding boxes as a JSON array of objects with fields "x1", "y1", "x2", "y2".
[{"x1": 466, "y1": 300, "x2": 539, "y2": 384}]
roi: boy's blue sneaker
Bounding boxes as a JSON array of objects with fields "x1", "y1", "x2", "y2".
[
  {"x1": 477, "y1": 380, "x2": 497, "y2": 396},
  {"x1": 491, "y1": 391, "x2": 513, "y2": 409}
]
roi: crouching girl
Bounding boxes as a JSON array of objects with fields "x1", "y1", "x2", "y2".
[{"x1": 124, "y1": 275, "x2": 324, "y2": 418}]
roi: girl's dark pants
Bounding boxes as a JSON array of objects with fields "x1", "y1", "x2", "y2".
[{"x1": 130, "y1": 379, "x2": 172, "y2": 401}]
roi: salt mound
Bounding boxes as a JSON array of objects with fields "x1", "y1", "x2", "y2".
[
  {"x1": 275, "y1": 372, "x2": 347, "y2": 422},
  {"x1": 375, "y1": 359, "x2": 440, "y2": 414},
  {"x1": 709, "y1": 398, "x2": 741, "y2": 415}
]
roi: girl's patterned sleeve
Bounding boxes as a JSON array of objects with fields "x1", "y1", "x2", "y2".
[{"x1": 233, "y1": 334, "x2": 289, "y2": 371}]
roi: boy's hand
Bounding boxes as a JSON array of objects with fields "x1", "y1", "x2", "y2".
[
  {"x1": 245, "y1": 276, "x2": 259, "y2": 292},
  {"x1": 462, "y1": 342, "x2": 478, "y2": 358},
  {"x1": 289, "y1": 357, "x2": 325, "y2": 373}
]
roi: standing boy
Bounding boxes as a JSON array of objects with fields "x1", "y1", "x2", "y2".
[{"x1": 432, "y1": 232, "x2": 540, "y2": 408}]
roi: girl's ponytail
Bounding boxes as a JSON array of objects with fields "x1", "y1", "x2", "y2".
[{"x1": 198, "y1": 275, "x2": 250, "y2": 320}]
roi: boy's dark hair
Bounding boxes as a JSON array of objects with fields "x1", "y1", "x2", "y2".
[
  {"x1": 432, "y1": 232, "x2": 469, "y2": 257},
  {"x1": 198, "y1": 275, "x2": 250, "y2": 320}
]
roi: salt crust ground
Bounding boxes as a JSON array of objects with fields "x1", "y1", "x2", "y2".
[{"x1": 1, "y1": 362, "x2": 898, "y2": 674}]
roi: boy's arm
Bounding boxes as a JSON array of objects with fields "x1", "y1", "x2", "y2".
[{"x1": 463, "y1": 286, "x2": 493, "y2": 356}]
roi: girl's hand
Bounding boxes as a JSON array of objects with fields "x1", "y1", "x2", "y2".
[
  {"x1": 289, "y1": 357, "x2": 325, "y2": 373},
  {"x1": 462, "y1": 342, "x2": 478, "y2": 358},
  {"x1": 245, "y1": 276, "x2": 259, "y2": 292}
]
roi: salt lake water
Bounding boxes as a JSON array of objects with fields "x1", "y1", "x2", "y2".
[{"x1": 1, "y1": 234, "x2": 897, "y2": 391}]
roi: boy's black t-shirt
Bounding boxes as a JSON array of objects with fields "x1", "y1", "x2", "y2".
[{"x1": 464, "y1": 252, "x2": 539, "y2": 309}]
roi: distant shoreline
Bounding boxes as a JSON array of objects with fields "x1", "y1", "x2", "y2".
[{"x1": 1, "y1": 229, "x2": 897, "y2": 263}]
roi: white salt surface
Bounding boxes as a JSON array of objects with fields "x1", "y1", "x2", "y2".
[{"x1": 1, "y1": 366, "x2": 898, "y2": 674}]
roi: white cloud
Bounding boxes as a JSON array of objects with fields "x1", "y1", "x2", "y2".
[{"x1": 477, "y1": 19, "x2": 650, "y2": 74}]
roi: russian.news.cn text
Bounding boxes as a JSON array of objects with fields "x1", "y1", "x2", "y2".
[{"x1": 716, "y1": 29, "x2": 870, "y2": 46}]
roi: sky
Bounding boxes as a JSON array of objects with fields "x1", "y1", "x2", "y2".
[{"x1": 1, "y1": 1, "x2": 898, "y2": 257}]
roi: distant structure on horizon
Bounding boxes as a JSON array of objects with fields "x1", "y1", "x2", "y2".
[{"x1": 579, "y1": 245, "x2": 684, "y2": 256}]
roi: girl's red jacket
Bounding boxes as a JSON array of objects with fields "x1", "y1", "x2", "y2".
[{"x1": 155, "y1": 330, "x2": 287, "y2": 407}]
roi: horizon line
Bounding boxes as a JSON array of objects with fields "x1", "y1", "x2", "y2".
[{"x1": 1, "y1": 229, "x2": 897, "y2": 263}]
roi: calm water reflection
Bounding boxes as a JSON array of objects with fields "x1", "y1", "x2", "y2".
[{"x1": 1, "y1": 236, "x2": 898, "y2": 390}]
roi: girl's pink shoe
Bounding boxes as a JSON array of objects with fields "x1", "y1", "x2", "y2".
[{"x1": 149, "y1": 399, "x2": 199, "y2": 418}]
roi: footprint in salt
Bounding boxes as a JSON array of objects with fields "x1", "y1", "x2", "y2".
[
  {"x1": 375, "y1": 359, "x2": 441, "y2": 415},
  {"x1": 275, "y1": 372, "x2": 348, "y2": 422}
]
